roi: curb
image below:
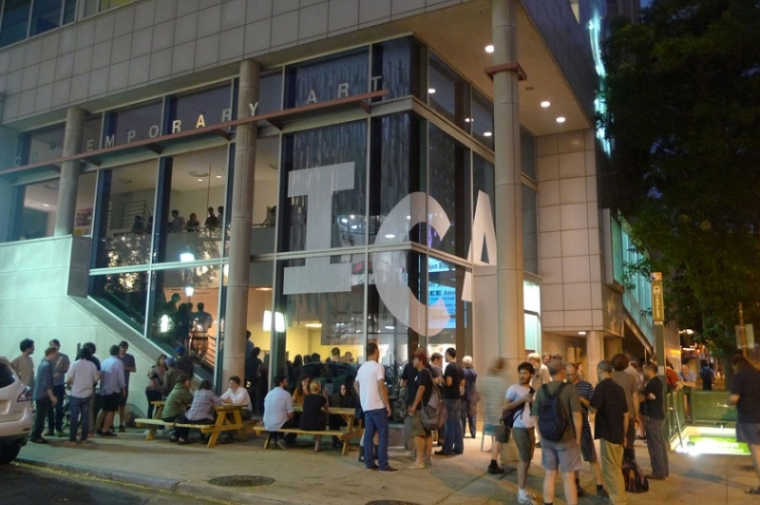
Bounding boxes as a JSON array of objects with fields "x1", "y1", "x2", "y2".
[{"x1": 18, "y1": 455, "x2": 182, "y2": 491}]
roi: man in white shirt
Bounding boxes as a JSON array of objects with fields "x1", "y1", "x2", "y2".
[
  {"x1": 263, "y1": 375, "x2": 297, "y2": 449},
  {"x1": 504, "y1": 362, "x2": 538, "y2": 505},
  {"x1": 220, "y1": 375, "x2": 253, "y2": 420},
  {"x1": 65, "y1": 347, "x2": 100, "y2": 444},
  {"x1": 355, "y1": 343, "x2": 397, "y2": 473}
]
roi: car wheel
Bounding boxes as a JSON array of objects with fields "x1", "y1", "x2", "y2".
[{"x1": 0, "y1": 443, "x2": 21, "y2": 464}]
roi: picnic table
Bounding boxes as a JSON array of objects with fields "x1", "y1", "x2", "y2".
[{"x1": 136, "y1": 401, "x2": 249, "y2": 448}]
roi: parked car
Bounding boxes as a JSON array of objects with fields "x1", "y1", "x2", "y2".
[{"x1": 0, "y1": 357, "x2": 33, "y2": 464}]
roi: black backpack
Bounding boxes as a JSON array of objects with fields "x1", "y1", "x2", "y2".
[
  {"x1": 537, "y1": 383, "x2": 570, "y2": 441},
  {"x1": 502, "y1": 386, "x2": 535, "y2": 428},
  {"x1": 622, "y1": 454, "x2": 649, "y2": 493}
]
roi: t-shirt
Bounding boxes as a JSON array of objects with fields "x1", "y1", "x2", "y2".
[
  {"x1": 505, "y1": 383, "x2": 535, "y2": 429},
  {"x1": 590, "y1": 378, "x2": 628, "y2": 445},
  {"x1": 100, "y1": 356, "x2": 126, "y2": 396},
  {"x1": 10, "y1": 354, "x2": 34, "y2": 388},
  {"x1": 400, "y1": 363, "x2": 419, "y2": 406},
  {"x1": 531, "y1": 380, "x2": 582, "y2": 443},
  {"x1": 529, "y1": 363, "x2": 551, "y2": 392},
  {"x1": 53, "y1": 352, "x2": 70, "y2": 387},
  {"x1": 731, "y1": 367, "x2": 760, "y2": 424},
  {"x1": 612, "y1": 370, "x2": 637, "y2": 417},
  {"x1": 119, "y1": 353, "x2": 136, "y2": 385},
  {"x1": 220, "y1": 386, "x2": 253, "y2": 412},
  {"x1": 443, "y1": 361, "x2": 462, "y2": 399},
  {"x1": 414, "y1": 367, "x2": 434, "y2": 406},
  {"x1": 33, "y1": 359, "x2": 55, "y2": 401},
  {"x1": 700, "y1": 366, "x2": 714, "y2": 390},
  {"x1": 66, "y1": 359, "x2": 99, "y2": 398},
  {"x1": 263, "y1": 386, "x2": 294, "y2": 431},
  {"x1": 356, "y1": 360, "x2": 386, "y2": 411},
  {"x1": 572, "y1": 380, "x2": 594, "y2": 428},
  {"x1": 642, "y1": 376, "x2": 665, "y2": 419}
]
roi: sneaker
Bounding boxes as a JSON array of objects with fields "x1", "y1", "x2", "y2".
[
  {"x1": 276, "y1": 439, "x2": 287, "y2": 451},
  {"x1": 379, "y1": 466, "x2": 399, "y2": 473},
  {"x1": 118, "y1": 425, "x2": 126, "y2": 433},
  {"x1": 100, "y1": 431, "x2": 116, "y2": 437},
  {"x1": 31, "y1": 437, "x2": 50, "y2": 444},
  {"x1": 488, "y1": 464, "x2": 505, "y2": 474},
  {"x1": 366, "y1": 464, "x2": 379, "y2": 471},
  {"x1": 577, "y1": 486, "x2": 586, "y2": 496},
  {"x1": 517, "y1": 496, "x2": 534, "y2": 505},
  {"x1": 408, "y1": 463, "x2": 426, "y2": 470},
  {"x1": 597, "y1": 488, "x2": 609, "y2": 499}
]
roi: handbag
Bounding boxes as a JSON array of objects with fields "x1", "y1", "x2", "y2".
[{"x1": 421, "y1": 375, "x2": 446, "y2": 430}]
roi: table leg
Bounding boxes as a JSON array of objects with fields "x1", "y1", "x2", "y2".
[
  {"x1": 234, "y1": 411, "x2": 247, "y2": 441},
  {"x1": 342, "y1": 416, "x2": 354, "y2": 456},
  {"x1": 207, "y1": 415, "x2": 226, "y2": 448}
]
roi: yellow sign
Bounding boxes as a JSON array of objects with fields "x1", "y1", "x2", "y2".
[{"x1": 651, "y1": 272, "x2": 664, "y2": 323}]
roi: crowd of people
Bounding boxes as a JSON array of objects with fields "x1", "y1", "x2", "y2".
[{"x1": 130, "y1": 206, "x2": 226, "y2": 235}]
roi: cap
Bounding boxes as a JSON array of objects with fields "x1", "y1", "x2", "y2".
[{"x1": 175, "y1": 345, "x2": 186, "y2": 355}]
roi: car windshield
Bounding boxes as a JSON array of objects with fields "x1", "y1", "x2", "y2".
[{"x1": 0, "y1": 363, "x2": 15, "y2": 389}]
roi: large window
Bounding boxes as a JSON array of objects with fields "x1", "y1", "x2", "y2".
[
  {"x1": 0, "y1": 0, "x2": 76, "y2": 47},
  {"x1": 20, "y1": 124, "x2": 65, "y2": 165},
  {"x1": 104, "y1": 100, "x2": 163, "y2": 147},
  {"x1": 82, "y1": 0, "x2": 133, "y2": 18},
  {"x1": 428, "y1": 54, "x2": 469, "y2": 128},
  {"x1": 522, "y1": 185, "x2": 538, "y2": 274},
  {"x1": 9, "y1": 178, "x2": 59, "y2": 240},
  {"x1": 284, "y1": 48, "x2": 369, "y2": 109},
  {"x1": 166, "y1": 84, "x2": 233, "y2": 134}
]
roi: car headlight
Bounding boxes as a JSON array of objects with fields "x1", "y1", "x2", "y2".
[{"x1": 17, "y1": 386, "x2": 32, "y2": 402}]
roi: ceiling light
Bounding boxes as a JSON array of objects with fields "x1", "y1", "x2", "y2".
[
  {"x1": 428, "y1": 88, "x2": 436, "y2": 94},
  {"x1": 43, "y1": 203, "x2": 50, "y2": 207},
  {"x1": 197, "y1": 178, "x2": 203, "y2": 182},
  {"x1": 184, "y1": 286, "x2": 195, "y2": 297},
  {"x1": 540, "y1": 101, "x2": 550, "y2": 108},
  {"x1": 216, "y1": 175, "x2": 222, "y2": 179},
  {"x1": 384, "y1": 234, "x2": 396, "y2": 239},
  {"x1": 483, "y1": 131, "x2": 493, "y2": 137},
  {"x1": 255, "y1": 287, "x2": 272, "y2": 291},
  {"x1": 385, "y1": 325, "x2": 395, "y2": 330},
  {"x1": 556, "y1": 116, "x2": 566, "y2": 123},
  {"x1": 485, "y1": 44, "x2": 494, "y2": 53},
  {"x1": 179, "y1": 253, "x2": 195, "y2": 262},
  {"x1": 578, "y1": 331, "x2": 587, "y2": 335},
  {"x1": 464, "y1": 118, "x2": 473, "y2": 123},
  {"x1": 305, "y1": 323, "x2": 322, "y2": 328}
]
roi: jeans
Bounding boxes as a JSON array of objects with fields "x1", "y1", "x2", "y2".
[
  {"x1": 145, "y1": 389, "x2": 163, "y2": 419},
  {"x1": 645, "y1": 417, "x2": 669, "y2": 477},
  {"x1": 461, "y1": 398, "x2": 477, "y2": 438},
  {"x1": 69, "y1": 396, "x2": 91, "y2": 442},
  {"x1": 32, "y1": 397, "x2": 52, "y2": 440},
  {"x1": 443, "y1": 398, "x2": 464, "y2": 453},
  {"x1": 363, "y1": 408, "x2": 390, "y2": 469},
  {"x1": 47, "y1": 384, "x2": 66, "y2": 433}
]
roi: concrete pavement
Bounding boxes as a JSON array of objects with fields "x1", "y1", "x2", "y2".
[{"x1": 14, "y1": 429, "x2": 760, "y2": 505}]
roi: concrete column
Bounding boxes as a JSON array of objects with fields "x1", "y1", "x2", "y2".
[
  {"x1": 222, "y1": 60, "x2": 260, "y2": 384},
  {"x1": 586, "y1": 330, "x2": 605, "y2": 383},
  {"x1": 492, "y1": 0, "x2": 524, "y2": 380},
  {"x1": 54, "y1": 107, "x2": 86, "y2": 236}
]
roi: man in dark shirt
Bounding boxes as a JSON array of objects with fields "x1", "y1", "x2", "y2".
[
  {"x1": 726, "y1": 355, "x2": 760, "y2": 495},
  {"x1": 590, "y1": 360, "x2": 629, "y2": 505},
  {"x1": 640, "y1": 363, "x2": 668, "y2": 479},
  {"x1": 436, "y1": 347, "x2": 464, "y2": 456},
  {"x1": 700, "y1": 359, "x2": 714, "y2": 390},
  {"x1": 400, "y1": 359, "x2": 419, "y2": 456},
  {"x1": 31, "y1": 346, "x2": 59, "y2": 444},
  {"x1": 175, "y1": 345, "x2": 194, "y2": 380}
]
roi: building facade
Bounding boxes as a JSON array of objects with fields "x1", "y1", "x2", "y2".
[{"x1": 0, "y1": 0, "x2": 661, "y2": 413}]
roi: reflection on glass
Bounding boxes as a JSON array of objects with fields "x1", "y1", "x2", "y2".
[
  {"x1": 273, "y1": 256, "x2": 364, "y2": 396},
  {"x1": 521, "y1": 128, "x2": 537, "y2": 179},
  {"x1": 428, "y1": 125, "x2": 470, "y2": 258},
  {"x1": 369, "y1": 113, "x2": 426, "y2": 245},
  {"x1": 11, "y1": 179, "x2": 59, "y2": 240},
  {"x1": 371, "y1": 37, "x2": 413, "y2": 100},
  {"x1": 93, "y1": 160, "x2": 157, "y2": 268},
  {"x1": 0, "y1": 0, "x2": 31, "y2": 47},
  {"x1": 149, "y1": 265, "x2": 222, "y2": 373},
  {"x1": 166, "y1": 84, "x2": 233, "y2": 133},
  {"x1": 162, "y1": 146, "x2": 229, "y2": 263},
  {"x1": 104, "y1": 100, "x2": 163, "y2": 147},
  {"x1": 90, "y1": 270, "x2": 149, "y2": 333},
  {"x1": 522, "y1": 185, "x2": 538, "y2": 274},
  {"x1": 426, "y1": 257, "x2": 472, "y2": 356},
  {"x1": 81, "y1": 116, "x2": 103, "y2": 152},
  {"x1": 471, "y1": 89, "x2": 494, "y2": 149},
  {"x1": 284, "y1": 48, "x2": 369, "y2": 108},
  {"x1": 428, "y1": 54, "x2": 469, "y2": 128},
  {"x1": 473, "y1": 155, "x2": 495, "y2": 236},
  {"x1": 251, "y1": 136, "x2": 279, "y2": 255},
  {"x1": 280, "y1": 121, "x2": 367, "y2": 252},
  {"x1": 74, "y1": 172, "x2": 97, "y2": 236},
  {"x1": 23, "y1": 124, "x2": 65, "y2": 165}
]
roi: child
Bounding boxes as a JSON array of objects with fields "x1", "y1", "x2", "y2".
[{"x1": 299, "y1": 380, "x2": 330, "y2": 451}]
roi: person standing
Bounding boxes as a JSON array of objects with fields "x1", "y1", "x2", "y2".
[
  {"x1": 726, "y1": 355, "x2": 760, "y2": 495},
  {"x1": 355, "y1": 342, "x2": 397, "y2": 472},
  {"x1": 117, "y1": 341, "x2": 136, "y2": 432},
  {"x1": 640, "y1": 363, "x2": 668, "y2": 479},
  {"x1": 169, "y1": 209, "x2": 185, "y2": 232},
  {"x1": 98, "y1": 345, "x2": 126, "y2": 437},
  {"x1": 192, "y1": 303, "x2": 213, "y2": 359},
  {"x1": 11, "y1": 338, "x2": 35, "y2": 388},
  {"x1": 430, "y1": 352, "x2": 445, "y2": 446},
  {"x1": 566, "y1": 362, "x2": 606, "y2": 498},
  {"x1": 47, "y1": 338, "x2": 69, "y2": 437},
  {"x1": 481, "y1": 357, "x2": 509, "y2": 475},
  {"x1": 407, "y1": 348, "x2": 434, "y2": 469},
  {"x1": 145, "y1": 354, "x2": 167, "y2": 419},
  {"x1": 611, "y1": 353, "x2": 639, "y2": 459},
  {"x1": 527, "y1": 352, "x2": 551, "y2": 447},
  {"x1": 175, "y1": 345, "x2": 194, "y2": 380},
  {"x1": 82, "y1": 342, "x2": 100, "y2": 438},
  {"x1": 461, "y1": 355, "x2": 479, "y2": 439},
  {"x1": 400, "y1": 355, "x2": 419, "y2": 457},
  {"x1": 589, "y1": 360, "x2": 629, "y2": 505},
  {"x1": 30, "y1": 346, "x2": 59, "y2": 444},
  {"x1": 437, "y1": 347, "x2": 464, "y2": 456},
  {"x1": 65, "y1": 346, "x2": 100, "y2": 445},
  {"x1": 504, "y1": 361, "x2": 538, "y2": 504},
  {"x1": 700, "y1": 359, "x2": 715, "y2": 391},
  {"x1": 532, "y1": 360, "x2": 583, "y2": 505}
]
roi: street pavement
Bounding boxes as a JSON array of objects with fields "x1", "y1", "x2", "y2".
[{"x1": 12, "y1": 429, "x2": 760, "y2": 505}]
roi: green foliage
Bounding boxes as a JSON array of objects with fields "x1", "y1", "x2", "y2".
[{"x1": 602, "y1": 0, "x2": 760, "y2": 356}]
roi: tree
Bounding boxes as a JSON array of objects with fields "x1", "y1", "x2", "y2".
[{"x1": 602, "y1": 0, "x2": 760, "y2": 356}]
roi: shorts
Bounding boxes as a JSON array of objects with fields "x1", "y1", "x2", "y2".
[
  {"x1": 118, "y1": 386, "x2": 129, "y2": 406},
  {"x1": 513, "y1": 427, "x2": 536, "y2": 462},
  {"x1": 101, "y1": 392, "x2": 120, "y2": 412},
  {"x1": 540, "y1": 438, "x2": 583, "y2": 473},
  {"x1": 737, "y1": 422, "x2": 760, "y2": 445},
  {"x1": 580, "y1": 425, "x2": 597, "y2": 462},
  {"x1": 494, "y1": 423, "x2": 510, "y2": 444},
  {"x1": 410, "y1": 411, "x2": 431, "y2": 437}
]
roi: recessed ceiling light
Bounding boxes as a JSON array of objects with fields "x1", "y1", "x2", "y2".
[
  {"x1": 485, "y1": 44, "x2": 494, "y2": 53},
  {"x1": 556, "y1": 116, "x2": 566, "y2": 123},
  {"x1": 197, "y1": 178, "x2": 203, "y2": 182},
  {"x1": 43, "y1": 203, "x2": 50, "y2": 207},
  {"x1": 464, "y1": 118, "x2": 472, "y2": 123},
  {"x1": 540, "y1": 101, "x2": 551, "y2": 108},
  {"x1": 216, "y1": 175, "x2": 222, "y2": 179},
  {"x1": 305, "y1": 323, "x2": 322, "y2": 328},
  {"x1": 483, "y1": 131, "x2": 493, "y2": 137},
  {"x1": 578, "y1": 331, "x2": 587, "y2": 335},
  {"x1": 384, "y1": 234, "x2": 396, "y2": 239},
  {"x1": 428, "y1": 88, "x2": 436, "y2": 94}
]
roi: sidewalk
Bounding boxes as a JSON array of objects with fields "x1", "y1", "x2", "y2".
[{"x1": 15, "y1": 430, "x2": 760, "y2": 505}]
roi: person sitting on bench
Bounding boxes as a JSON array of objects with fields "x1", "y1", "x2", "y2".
[
  {"x1": 264, "y1": 375, "x2": 298, "y2": 449},
  {"x1": 300, "y1": 380, "x2": 330, "y2": 452},
  {"x1": 176, "y1": 379, "x2": 221, "y2": 442},
  {"x1": 163, "y1": 374, "x2": 192, "y2": 444},
  {"x1": 220, "y1": 375, "x2": 253, "y2": 443}
]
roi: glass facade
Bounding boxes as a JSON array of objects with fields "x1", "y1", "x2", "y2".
[{"x1": 0, "y1": 0, "x2": 75, "y2": 47}]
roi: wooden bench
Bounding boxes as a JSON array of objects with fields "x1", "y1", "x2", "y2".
[
  {"x1": 252, "y1": 425, "x2": 354, "y2": 453},
  {"x1": 135, "y1": 404, "x2": 249, "y2": 448}
]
